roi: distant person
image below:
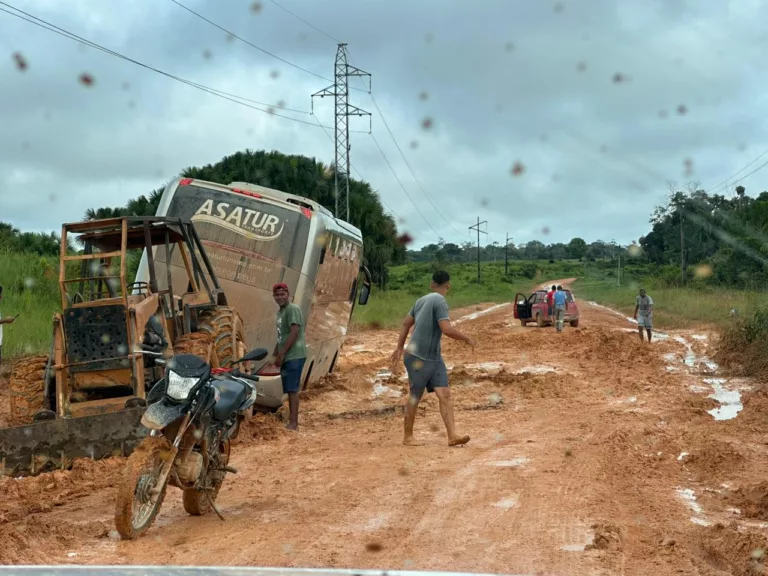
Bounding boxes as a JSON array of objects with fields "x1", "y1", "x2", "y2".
[
  {"x1": 633, "y1": 288, "x2": 654, "y2": 342},
  {"x1": 553, "y1": 284, "x2": 567, "y2": 332},
  {"x1": 0, "y1": 286, "x2": 17, "y2": 366},
  {"x1": 272, "y1": 282, "x2": 307, "y2": 431},
  {"x1": 546, "y1": 284, "x2": 556, "y2": 324},
  {"x1": 390, "y1": 270, "x2": 475, "y2": 447}
]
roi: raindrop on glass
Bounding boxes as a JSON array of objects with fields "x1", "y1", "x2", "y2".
[
  {"x1": 12, "y1": 52, "x2": 28, "y2": 71},
  {"x1": 510, "y1": 161, "x2": 525, "y2": 176},
  {"x1": 79, "y1": 73, "x2": 94, "y2": 87}
]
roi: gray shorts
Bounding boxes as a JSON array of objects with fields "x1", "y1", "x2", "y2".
[
  {"x1": 404, "y1": 353, "x2": 448, "y2": 397},
  {"x1": 637, "y1": 315, "x2": 652, "y2": 329}
]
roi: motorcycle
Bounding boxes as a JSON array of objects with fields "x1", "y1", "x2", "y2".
[{"x1": 114, "y1": 345, "x2": 269, "y2": 540}]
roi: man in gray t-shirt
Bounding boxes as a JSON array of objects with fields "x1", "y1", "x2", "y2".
[
  {"x1": 390, "y1": 270, "x2": 475, "y2": 447},
  {"x1": 633, "y1": 288, "x2": 654, "y2": 342}
]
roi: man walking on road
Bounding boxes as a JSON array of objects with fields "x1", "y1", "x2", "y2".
[
  {"x1": 272, "y1": 282, "x2": 307, "y2": 431},
  {"x1": 633, "y1": 288, "x2": 654, "y2": 342},
  {"x1": 553, "y1": 285, "x2": 567, "y2": 332},
  {"x1": 390, "y1": 270, "x2": 475, "y2": 447}
]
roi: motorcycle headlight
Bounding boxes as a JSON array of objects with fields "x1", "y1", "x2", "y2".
[{"x1": 166, "y1": 371, "x2": 199, "y2": 401}]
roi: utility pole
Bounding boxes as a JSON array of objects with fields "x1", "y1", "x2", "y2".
[
  {"x1": 469, "y1": 217, "x2": 488, "y2": 283},
  {"x1": 504, "y1": 233, "x2": 511, "y2": 275},
  {"x1": 311, "y1": 43, "x2": 371, "y2": 223},
  {"x1": 680, "y1": 212, "x2": 686, "y2": 283}
]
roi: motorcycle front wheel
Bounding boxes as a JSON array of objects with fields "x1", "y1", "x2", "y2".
[
  {"x1": 182, "y1": 439, "x2": 230, "y2": 516},
  {"x1": 114, "y1": 436, "x2": 172, "y2": 540}
]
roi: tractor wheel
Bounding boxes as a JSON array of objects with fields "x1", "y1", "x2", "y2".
[
  {"x1": 9, "y1": 355, "x2": 48, "y2": 426},
  {"x1": 173, "y1": 333, "x2": 220, "y2": 369},
  {"x1": 570, "y1": 319, "x2": 580, "y2": 328},
  {"x1": 196, "y1": 307, "x2": 247, "y2": 368}
]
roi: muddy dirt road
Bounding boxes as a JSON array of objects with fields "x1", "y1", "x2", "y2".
[{"x1": 3, "y1": 282, "x2": 768, "y2": 575}]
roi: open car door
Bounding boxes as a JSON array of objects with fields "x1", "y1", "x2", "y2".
[{"x1": 513, "y1": 293, "x2": 531, "y2": 321}]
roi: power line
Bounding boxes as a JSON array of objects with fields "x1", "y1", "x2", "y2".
[
  {"x1": 707, "y1": 146, "x2": 768, "y2": 196},
  {"x1": 256, "y1": 2, "x2": 453, "y2": 238},
  {"x1": 369, "y1": 132, "x2": 442, "y2": 239},
  {"x1": 168, "y1": 0, "x2": 363, "y2": 92},
  {"x1": 270, "y1": 0, "x2": 342, "y2": 44},
  {"x1": 310, "y1": 112, "x2": 405, "y2": 224},
  {"x1": 0, "y1": 3, "x2": 337, "y2": 128},
  {"x1": 367, "y1": 91, "x2": 465, "y2": 236}
]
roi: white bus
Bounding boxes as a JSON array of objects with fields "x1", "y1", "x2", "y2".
[{"x1": 134, "y1": 176, "x2": 371, "y2": 410}]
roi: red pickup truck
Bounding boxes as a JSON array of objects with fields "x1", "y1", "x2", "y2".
[{"x1": 513, "y1": 289, "x2": 580, "y2": 328}]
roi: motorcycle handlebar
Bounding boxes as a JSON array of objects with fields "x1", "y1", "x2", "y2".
[{"x1": 231, "y1": 370, "x2": 260, "y2": 383}]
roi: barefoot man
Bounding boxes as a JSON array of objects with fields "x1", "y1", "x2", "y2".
[
  {"x1": 272, "y1": 282, "x2": 307, "y2": 431},
  {"x1": 633, "y1": 287, "x2": 654, "y2": 342},
  {"x1": 390, "y1": 270, "x2": 475, "y2": 447}
]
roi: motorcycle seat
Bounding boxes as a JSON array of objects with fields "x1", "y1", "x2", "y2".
[{"x1": 212, "y1": 378, "x2": 249, "y2": 421}]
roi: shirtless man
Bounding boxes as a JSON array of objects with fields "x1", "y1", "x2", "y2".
[{"x1": 390, "y1": 270, "x2": 475, "y2": 447}]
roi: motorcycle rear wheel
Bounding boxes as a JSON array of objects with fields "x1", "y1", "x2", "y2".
[{"x1": 114, "y1": 436, "x2": 171, "y2": 540}]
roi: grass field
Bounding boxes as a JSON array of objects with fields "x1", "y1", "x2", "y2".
[
  {"x1": 0, "y1": 253, "x2": 60, "y2": 359},
  {"x1": 2, "y1": 250, "x2": 767, "y2": 359},
  {"x1": 571, "y1": 272, "x2": 768, "y2": 330}
]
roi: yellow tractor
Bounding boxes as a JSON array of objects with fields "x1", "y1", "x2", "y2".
[{"x1": 2, "y1": 216, "x2": 247, "y2": 476}]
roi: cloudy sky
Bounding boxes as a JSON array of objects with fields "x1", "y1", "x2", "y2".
[{"x1": 1, "y1": 0, "x2": 767, "y2": 249}]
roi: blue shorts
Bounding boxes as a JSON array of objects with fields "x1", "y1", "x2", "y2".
[
  {"x1": 404, "y1": 353, "x2": 449, "y2": 398},
  {"x1": 280, "y1": 358, "x2": 306, "y2": 394}
]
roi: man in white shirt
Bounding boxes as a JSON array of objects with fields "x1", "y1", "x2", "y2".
[
  {"x1": 633, "y1": 288, "x2": 654, "y2": 342},
  {"x1": 0, "y1": 285, "x2": 18, "y2": 366}
]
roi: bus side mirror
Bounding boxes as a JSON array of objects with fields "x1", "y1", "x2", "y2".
[{"x1": 358, "y1": 283, "x2": 370, "y2": 306}]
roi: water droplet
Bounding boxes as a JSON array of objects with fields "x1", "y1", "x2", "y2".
[
  {"x1": 276, "y1": 100, "x2": 286, "y2": 109},
  {"x1": 425, "y1": 33, "x2": 434, "y2": 43},
  {"x1": 542, "y1": 226, "x2": 551, "y2": 235},
  {"x1": 553, "y1": 2, "x2": 564, "y2": 12},
  {"x1": 409, "y1": 140, "x2": 419, "y2": 149},
  {"x1": 694, "y1": 263, "x2": 712, "y2": 278},
  {"x1": 505, "y1": 41, "x2": 515, "y2": 52},
  {"x1": 612, "y1": 72, "x2": 625, "y2": 84},
  {"x1": 250, "y1": 1, "x2": 263, "y2": 13},
  {"x1": 677, "y1": 104, "x2": 687, "y2": 115},
  {"x1": 658, "y1": 110, "x2": 668, "y2": 119},
  {"x1": 270, "y1": 70, "x2": 280, "y2": 79},
  {"x1": 577, "y1": 61, "x2": 587, "y2": 72},
  {"x1": 79, "y1": 73, "x2": 94, "y2": 87},
  {"x1": 510, "y1": 161, "x2": 525, "y2": 176},
  {"x1": 121, "y1": 81, "x2": 130, "y2": 91},
  {"x1": 202, "y1": 49, "x2": 212, "y2": 60},
  {"x1": 418, "y1": 91, "x2": 429, "y2": 101},
  {"x1": 12, "y1": 52, "x2": 28, "y2": 71},
  {"x1": 421, "y1": 117, "x2": 434, "y2": 130}
]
